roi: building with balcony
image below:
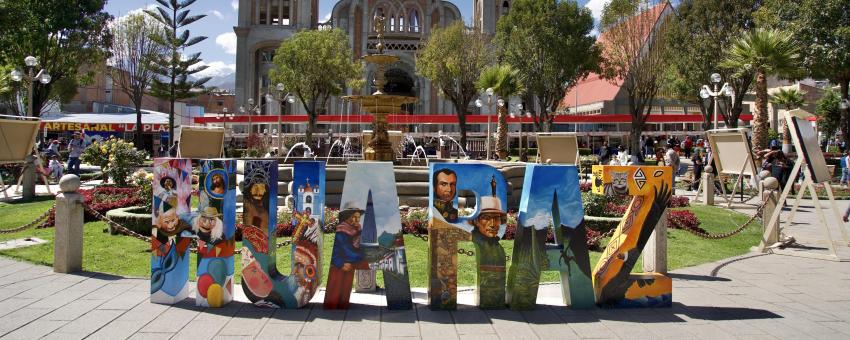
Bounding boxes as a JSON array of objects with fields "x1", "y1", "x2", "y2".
[{"x1": 234, "y1": 0, "x2": 512, "y2": 131}]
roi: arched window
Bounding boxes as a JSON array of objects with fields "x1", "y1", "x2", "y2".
[
  {"x1": 390, "y1": 13, "x2": 396, "y2": 32},
  {"x1": 399, "y1": 14, "x2": 405, "y2": 32},
  {"x1": 502, "y1": 1, "x2": 510, "y2": 15},
  {"x1": 306, "y1": 195, "x2": 312, "y2": 204},
  {"x1": 408, "y1": 9, "x2": 420, "y2": 32}
]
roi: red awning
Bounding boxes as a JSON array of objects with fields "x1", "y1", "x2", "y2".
[{"x1": 194, "y1": 114, "x2": 754, "y2": 125}]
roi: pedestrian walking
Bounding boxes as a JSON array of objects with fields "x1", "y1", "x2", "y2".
[{"x1": 66, "y1": 132, "x2": 86, "y2": 176}]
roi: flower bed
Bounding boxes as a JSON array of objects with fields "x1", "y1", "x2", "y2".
[{"x1": 45, "y1": 186, "x2": 143, "y2": 227}]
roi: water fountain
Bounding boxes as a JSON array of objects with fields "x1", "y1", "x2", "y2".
[
  {"x1": 342, "y1": 13, "x2": 417, "y2": 162},
  {"x1": 283, "y1": 142, "x2": 315, "y2": 163},
  {"x1": 428, "y1": 134, "x2": 469, "y2": 159},
  {"x1": 401, "y1": 135, "x2": 429, "y2": 166},
  {"x1": 326, "y1": 139, "x2": 344, "y2": 159}
]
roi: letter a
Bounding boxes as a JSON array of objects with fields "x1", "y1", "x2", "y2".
[
  {"x1": 507, "y1": 164, "x2": 595, "y2": 310},
  {"x1": 325, "y1": 161, "x2": 412, "y2": 310}
]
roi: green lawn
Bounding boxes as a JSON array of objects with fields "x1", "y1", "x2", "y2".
[{"x1": 0, "y1": 200, "x2": 761, "y2": 287}]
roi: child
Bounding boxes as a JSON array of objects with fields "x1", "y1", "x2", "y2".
[{"x1": 49, "y1": 156, "x2": 64, "y2": 181}]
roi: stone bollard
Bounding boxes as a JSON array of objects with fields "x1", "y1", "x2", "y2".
[
  {"x1": 354, "y1": 269, "x2": 377, "y2": 292},
  {"x1": 54, "y1": 174, "x2": 84, "y2": 273},
  {"x1": 761, "y1": 177, "x2": 780, "y2": 245},
  {"x1": 643, "y1": 210, "x2": 668, "y2": 274},
  {"x1": 700, "y1": 165, "x2": 715, "y2": 206},
  {"x1": 22, "y1": 154, "x2": 37, "y2": 201}
]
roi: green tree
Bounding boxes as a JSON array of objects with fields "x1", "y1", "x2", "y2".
[
  {"x1": 269, "y1": 29, "x2": 361, "y2": 145},
  {"x1": 599, "y1": 0, "x2": 671, "y2": 158},
  {"x1": 756, "y1": 0, "x2": 850, "y2": 146},
  {"x1": 495, "y1": 0, "x2": 598, "y2": 132},
  {"x1": 111, "y1": 13, "x2": 168, "y2": 148},
  {"x1": 663, "y1": 0, "x2": 759, "y2": 130},
  {"x1": 815, "y1": 90, "x2": 842, "y2": 140},
  {"x1": 145, "y1": 0, "x2": 210, "y2": 143},
  {"x1": 720, "y1": 28, "x2": 803, "y2": 152},
  {"x1": 417, "y1": 21, "x2": 494, "y2": 152},
  {"x1": 476, "y1": 64, "x2": 524, "y2": 159},
  {"x1": 769, "y1": 87, "x2": 805, "y2": 145},
  {"x1": 0, "y1": 0, "x2": 111, "y2": 116}
]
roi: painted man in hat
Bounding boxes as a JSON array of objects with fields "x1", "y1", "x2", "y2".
[
  {"x1": 468, "y1": 176, "x2": 507, "y2": 309},
  {"x1": 324, "y1": 202, "x2": 369, "y2": 309},
  {"x1": 194, "y1": 206, "x2": 224, "y2": 244}
]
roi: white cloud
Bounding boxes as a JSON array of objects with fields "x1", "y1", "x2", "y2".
[
  {"x1": 231, "y1": 0, "x2": 239, "y2": 11},
  {"x1": 522, "y1": 211, "x2": 553, "y2": 230},
  {"x1": 193, "y1": 61, "x2": 236, "y2": 78},
  {"x1": 585, "y1": 0, "x2": 610, "y2": 36},
  {"x1": 585, "y1": 0, "x2": 610, "y2": 21},
  {"x1": 208, "y1": 10, "x2": 224, "y2": 20},
  {"x1": 215, "y1": 32, "x2": 238, "y2": 55},
  {"x1": 114, "y1": 4, "x2": 157, "y2": 24}
]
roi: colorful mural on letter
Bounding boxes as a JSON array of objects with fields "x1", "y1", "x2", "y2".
[
  {"x1": 240, "y1": 160, "x2": 324, "y2": 308},
  {"x1": 324, "y1": 161, "x2": 412, "y2": 310},
  {"x1": 591, "y1": 165, "x2": 673, "y2": 307},
  {"x1": 193, "y1": 159, "x2": 237, "y2": 307},
  {"x1": 151, "y1": 158, "x2": 193, "y2": 304},
  {"x1": 428, "y1": 163, "x2": 509, "y2": 310},
  {"x1": 507, "y1": 164, "x2": 595, "y2": 310}
]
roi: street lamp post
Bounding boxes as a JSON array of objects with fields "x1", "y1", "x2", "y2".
[
  {"x1": 10, "y1": 56, "x2": 51, "y2": 201},
  {"x1": 475, "y1": 87, "x2": 505, "y2": 160},
  {"x1": 511, "y1": 105, "x2": 531, "y2": 162},
  {"x1": 700, "y1": 73, "x2": 734, "y2": 130},
  {"x1": 266, "y1": 83, "x2": 296, "y2": 153},
  {"x1": 239, "y1": 98, "x2": 262, "y2": 135}
]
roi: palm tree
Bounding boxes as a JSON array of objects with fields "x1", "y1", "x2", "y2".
[
  {"x1": 720, "y1": 28, "x2": 803, "y2": 152},
  {"x1": 769, "y1": 88, "x2": 806, "y2": 147},
  {"x1": 476, "y1": 64, "x2": 524, "y2": 159}
]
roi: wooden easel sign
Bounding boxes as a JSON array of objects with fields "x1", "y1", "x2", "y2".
[
  {"x1": 177, "y1": 126, "x2": 225, "y2": 159},
  {"x1": 696, "y1": 129, "x2": 758, "y2": 207},
  {"x1": 536, "y1": 133, "x2": 579, "y2": 165},
  {"x1": 758, "y1": 109, "x2": 850, "y2": 261},
  {"x1": 0, "y1": 115, "x2": 45, "y2": 199}
]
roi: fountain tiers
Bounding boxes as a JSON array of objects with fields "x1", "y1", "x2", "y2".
[{"x1": 343, "y1": 54, "x2": 417, "y2": 162}]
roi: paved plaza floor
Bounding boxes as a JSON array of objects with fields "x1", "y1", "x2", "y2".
[{"x1": 1, "y1": 249, "x2": 849, "y2": 340}]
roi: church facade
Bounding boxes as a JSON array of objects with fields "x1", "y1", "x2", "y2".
[{"x1": 234, "y1": 0, "x2": 512, "y2": 127}]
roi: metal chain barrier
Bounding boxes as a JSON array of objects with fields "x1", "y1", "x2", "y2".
[
  {"x1": 589, "y1": 227, "x2": 618, "y2": 246},
  {"x1": 81, "y1": 202, "x2": 152, "y2": 243},
  {"x1": 677, "y1": 189, "x2": 774, "y2": 240},
  {"x1": 0, "y1": 203, "x2": 56, "y2": 234}
]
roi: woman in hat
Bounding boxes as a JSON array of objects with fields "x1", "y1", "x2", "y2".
[{"x1": 324, "y1": 202, "x2": 368, "y2": 309}]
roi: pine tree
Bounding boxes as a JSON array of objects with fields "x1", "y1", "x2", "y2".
[{"x1": 145, "y1": 0, "x2": 210, "y2": 144}]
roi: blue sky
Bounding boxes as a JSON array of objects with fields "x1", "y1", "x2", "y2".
[{"x1": 105, "y1": 0, "x2": 599, "y2": 79}]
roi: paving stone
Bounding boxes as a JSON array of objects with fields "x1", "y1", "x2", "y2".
[
  {"x1": 381, "y1": 308, "x2": 418, "y2": 337},
  {"x1": 50, "y1": 309, "x2": 124, "y2": 335},
  {"x1": 0, "y1": 297, "x2": 36, "y2": 318},
  {"x1": 0, "y1": 307, "x2": 53, "y2": 336},
  {"x1": 128, "y1": 332, "x2": 176, "y2": 339},
  {"x1": 41, "y1": 298, "x2": 105, "y2": 321},
  {"x1": 255, "y1": 321, "x2": 303, "y2": 339},
  {"x1": 138, "y1": 301, "x2": 203, "y2": 333},
  {"x1": 298, "y1": 309, "x2": 345, "y2": 337},
  {"x1": 172, "y1": 319, "x2": 228, "y2": 340},
  {"x1": 87, "y1": 319, "x2": 152, "y2": 340},
  {"x1": 450, "y1": 307, "x2": 495, "y2": 335},
  {"x1": 215, "y1": 307, "x2": 272, "y2": 337},
  {"x1": 0, "y1": 319, "x2": 67, "y2": 340},
  {"x1": 340, "y1": 320, "x2": 381, "y2": 340}
]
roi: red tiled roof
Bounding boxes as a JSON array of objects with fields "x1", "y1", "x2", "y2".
[
  {"x1": 560, "y1": 2, "x2": 670, "y2": 111},
  {"x1": 561, "y1": 72, "x2": 622, "y2": 109}
]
